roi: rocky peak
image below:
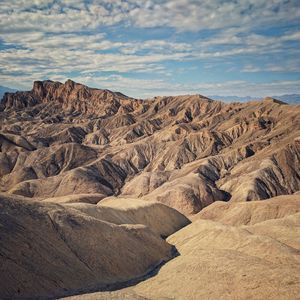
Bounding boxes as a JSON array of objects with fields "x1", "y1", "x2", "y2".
[
  {"x1": 0, "y1": 79, "x2": 138, "y2": 115},
  {"x1": 32, "y1": 80, "x2": 62, "y2": 97},
  {"x1": 65, "y1": 79, "x2": 75, "y2": 87},
  {"x1": 32, "y1": 80, "x2": 47, "y2": 98}
]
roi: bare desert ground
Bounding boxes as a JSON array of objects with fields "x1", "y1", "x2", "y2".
[{"x1": 0, "y1": 80, "x2": 299, "y2": 299}]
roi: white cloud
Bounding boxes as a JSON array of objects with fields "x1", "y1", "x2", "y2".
[
  {"x1": 0, "y1": 0, "x2": 299, "y2": 97},
  {"x1": 242, "y1": 58, "x2": 300, "y2": 73},
  {"x1": 1, "y1": 0, "x2": 299, "y2": 34},
  {"x1": 129, "y1": 0, "x2": 300, "y2": 31}
]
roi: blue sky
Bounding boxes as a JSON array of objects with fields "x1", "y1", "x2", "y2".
[{"x1": 0, "y1": 0, "x2": 300, "y2": 98}]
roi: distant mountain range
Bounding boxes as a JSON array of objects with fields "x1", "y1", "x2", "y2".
[
  {"x1": 0, "y1": 85, "x2": 16, "y2": 99},
  {"x1": 209, "y1": 94, "x2": 300, "y2": 104},
  {"x1": 271, "y1": 94, "x2": 300, "y2": 104},
  {"x1": 1, "y1": 83, "x2": 299, "y2": 104}
]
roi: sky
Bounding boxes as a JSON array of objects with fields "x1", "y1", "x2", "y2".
[{"x1": 0, "y1": 0, "x2": 300, "y2": 99}]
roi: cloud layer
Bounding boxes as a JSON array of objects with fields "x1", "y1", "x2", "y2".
[{"x1": 0, "y1": 0, "x2": 300, "y2": 97}]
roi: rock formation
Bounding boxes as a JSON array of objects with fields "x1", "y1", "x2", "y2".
[
  {"x1": 1, "y1": 80, "x2": 300, "y2": 299},
  {"x1": 1, "y1": 80, "x2": 299, "y2": 214}
]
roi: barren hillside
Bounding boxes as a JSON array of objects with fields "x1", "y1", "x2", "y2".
[
  {"x1": 1, "y1": 80, "x2": 300, "y2": 299},
  {"x1": 1, "y1": 80, "x2": 299, "y2": 214},
  {"x1": 63, "y1": 195, "x2": 300, "y2": 300}
]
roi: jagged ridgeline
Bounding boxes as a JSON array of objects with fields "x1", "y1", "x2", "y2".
[{"x1": 1, "y1": 79, "x2": 300, "y2": 214}]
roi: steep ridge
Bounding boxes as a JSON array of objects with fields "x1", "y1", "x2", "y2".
[
  {"x1": 1, "y1": 80, "x2": 300, "y2": 214},
  {"x1": 0, "y1": 79, "x2": 139, "y2": 116},
  {"x1": 0, "y1": 192, "x2": 189, "y2": 299}
]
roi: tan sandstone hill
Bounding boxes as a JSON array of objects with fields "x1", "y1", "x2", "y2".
[
  {"x1": 194, "y1": 194, "x2": 300, "y2": 225},
  {"x1": 63, "y1": 195, "x2": 300, "y2": 300},
  {"x1": 1, "y1": 80, "x2": 300, "y2": 299},
  {"x1": 1, "y1": 80, "x2": 299, "y2": 215},
  {"x1": 0, "y1": 192, "x2": 189, "y2": 299}
]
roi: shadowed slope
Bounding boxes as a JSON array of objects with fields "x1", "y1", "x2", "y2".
[{"x1": 0, "y1": 193, "x2": 189, "y2": 299}]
